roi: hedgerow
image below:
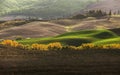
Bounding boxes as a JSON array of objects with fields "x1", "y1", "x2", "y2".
[{"x1": 1, "y1": 40, "x2": 120, "y2": 51}]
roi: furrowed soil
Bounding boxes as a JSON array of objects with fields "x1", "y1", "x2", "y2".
[{"x1": 0, "y1": 45, "x2": 120, "y2": 75}]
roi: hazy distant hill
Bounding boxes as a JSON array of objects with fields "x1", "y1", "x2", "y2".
[
  {"x1": 0, "y1": 0, "x2": 96, "y2": 20},
  {"x1": 85, "y1": 0, "x2": 120, "y2": 13}
]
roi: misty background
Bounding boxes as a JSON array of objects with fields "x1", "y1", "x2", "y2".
[{"x1": 0, "y1": 0, "x2": 97, "y2": 20}]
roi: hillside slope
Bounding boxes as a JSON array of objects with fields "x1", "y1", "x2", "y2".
[
  {"x1": 0, "y1": 16, "x2": 120, "y2": 39},
  {"x1": 0, "y1": 21, "x2": 66, "y2": 39},
  {"x1": 17, "y1": 29, "x2": 118, "y2": 46}
]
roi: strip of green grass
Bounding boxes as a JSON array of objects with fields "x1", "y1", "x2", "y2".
[
  {"x1": 94, "y1": 37, "x2": 120, "y2": 44},
  {"x1": 56, "y1": 29, "x2": 118, "y2": 39},
  {"x1": 17, "y1": 29, "x2": 119, "y2": 46}
]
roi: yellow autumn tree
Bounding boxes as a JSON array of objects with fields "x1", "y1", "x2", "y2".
[
  {"x1": 80, "y1": 43, "x2": 95, "y2": 49},
  {"x1": 48, "y1": 42, "x2": 63, "y2": 50},
  {"x1": 31, "y1": 44, "x2": 48, "y2": 51},
  {"x1": 1, "y1": 40, "x2": 19, "y2": 47}
]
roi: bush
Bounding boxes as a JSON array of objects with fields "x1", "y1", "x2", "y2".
[
  {"x1": 79, "y1": 43, "x2": 120, "y2": 50},
  {"x1": 67, "y1": 46, "x2": 80, "y2": 50},
  {"x1": 72, "y1": 14, "x2": 87, "y2": 19},
  {"x1": 1, "y1": 40, "x2": 120, "y2": 51},
  {"x1": 1, "y1": 40, "x2": 19, "y2": 47},
  {"x1": 15, "y1": 36, "x2": 24, "y2": 40},
  {"x1": 80, "y1": 43, "x2": 95, "y2": 49},
  {"x1": 48, "y1": 42, "x2": 63, "y2": 50},
  {"x1": 31, "y1": 44, "x2": 48, "y2": 51}
]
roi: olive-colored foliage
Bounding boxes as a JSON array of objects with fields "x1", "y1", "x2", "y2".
[
  {"x1": 1, "y1": 40, "x2": 63, "y2": 51},
  {"x1": 66, "y1": 46, "x2": 80, "y2": 50},
  {"x1": 1, "y1": 40, "x2": 19, "y2": 47},
  {"x1": 48, "y1": 42, "x2": 63, "y2": 50},
  {"x1": 80, "y1": 43, "x2": 96, "y2": 49},
  {"x1": 80, "y1": 43, "x2": 120, "y2": 49},
  {"x1": 31, "y1": 44, "x2": 48, "y2": 51},
  {"x1": 1, "y1": 40, "x2": 120, "y2": 51}
]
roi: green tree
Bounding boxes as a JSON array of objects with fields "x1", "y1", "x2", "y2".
[{"x1": 86, "y1": 10, "x2": 107, "y2": 18}]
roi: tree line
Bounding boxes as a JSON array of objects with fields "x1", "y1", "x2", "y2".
[{"x1": 72, "y1": 10, "x2": 120, "y2": 20}]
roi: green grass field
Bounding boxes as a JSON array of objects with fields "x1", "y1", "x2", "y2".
[
  {"x1": 18, "y1": 29, "x2": 120, "y2": 46},
  {"x1": 94, "y1": 37, "x2": 120, "y2": 44}
]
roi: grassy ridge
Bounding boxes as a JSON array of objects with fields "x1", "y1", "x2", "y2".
[
  {"x1": 56, "y1": 29, "x2": 117, "y2": 39},
  {"x1": 18, "y1": 29, "x2": 120, "y2": 46},
  {"x1": 94, "y1": 37, "x2": 120, "y2": 44}
]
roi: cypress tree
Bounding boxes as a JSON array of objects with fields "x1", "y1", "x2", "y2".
[{"x1": 107, "y1": 10, "x2": 112, "y2": 21}]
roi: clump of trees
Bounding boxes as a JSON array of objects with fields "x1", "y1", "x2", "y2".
[
  {"x1": 86, "y1": 10, "x2": 107, "y2": 18},
  {"x1": 0, "y1": 40, "x2": 62, "y2": 51},
  {"x1": 72, "y1": 9, "x2": 120, "y2": 19},
  {"x1": 1, "y1": 40, "x2": 120, "y2": 51}
]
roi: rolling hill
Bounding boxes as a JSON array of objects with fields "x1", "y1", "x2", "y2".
[
  {"x1": 85, "y1": 0, "x2": 120, "y2": 13},
  {"x1": 17, "y1": 29, "x2": 119, "y2": 46},
  {"x1": 1, "y1": 1, "x2": 120, "y2": 74},
  {"x1": 0, "y1": 21, "x2": 66, "y2": 39},
  {"x1": 0, "y1": 16, "x2": 120, "y2": 39},
  {"x1": 94, "y1": 37, "x2": 120, "y2": 44}
]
